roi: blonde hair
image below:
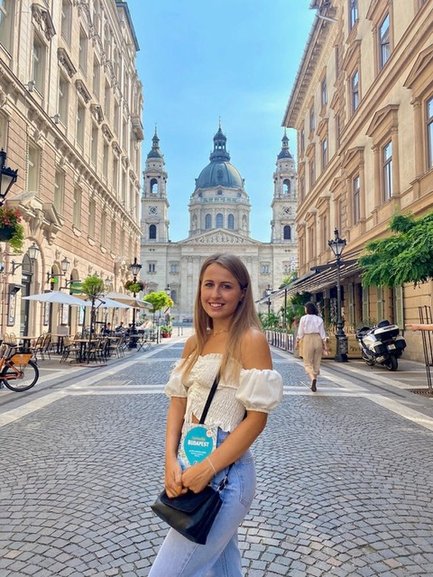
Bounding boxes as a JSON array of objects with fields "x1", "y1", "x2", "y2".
[{"x1": 181, "y1": 253, "x2": 261, "y2": 381}]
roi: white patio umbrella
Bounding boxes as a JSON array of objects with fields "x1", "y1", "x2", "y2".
[
  {"x1": 96, "y1": 297, "x2": 130, "y2": 309},
  {"x1": 22, "y1": 291, "x2": 92, "y2": 306},
  {"x1": 104, "y1": 291, "x2": 152, "y2": 309}
]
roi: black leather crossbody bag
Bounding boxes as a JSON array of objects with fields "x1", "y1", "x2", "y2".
[{"x1": 151, "y1": 374, "x2": 231, "y2": 545}]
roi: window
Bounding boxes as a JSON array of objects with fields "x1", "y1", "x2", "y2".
[
  {"x1": 283, "y1": 225, "x2": 291, "y2": 240},
  {"x1": 93, "y1": 59, "x2": 100, "y2": 99},
  {"x1": 309, "y1": 106, "x2": 315, "y2": 133},
  {"x1": 261, "y1": 263, "x2": 270, "y2": 274},
  {"x1": 76, "y1": 102, "x2": 85, "y2": 149},
  {"x1": 79, "y1": 27, "x2": 88, "y2": 74},
  {"x1": 58, "y1": 75, "x2": 69, "y2": 125},
  {"x1": 378, "y1": 13, "x2": 390, "y2": 69},
  {"x1": 216, "y1": 213, "x2": 223, "y2": 228},
  {"x1": 104, "y1": 82, "x2": 110, "y2": 118},
  {"x1": 170, "y1": 262, "x2": 179, "y2": 274},
  {"x1": 227, "y1": 214, "x2": 234, "y2": 229},
  {"x1": 149, "y1": 224, "x2": 156, "y2": 240},
  {"x1": 351, "y1": 69, "x2": 360, "y2": 113},
  {"x1": 112, "y1": 156, "x2": 119, "y2": 192},
  {"x1": 382, "y1": 141, "x2": 393, "y2": 200},
  {"x1": 309, "y1": 157, "x2": 316, "y2": 188},
  {"x1": 27, "y1": 144, "x2": 40, "y2": 193},
  {"x1": 150, "y1": 178, "x2": 158, "y2": 194},
  {"x1": 114, "y1": 101, "x2": 120, "y2": 136},
  {"x1": 335, "y1": 113, "x2": 341, "y2": 149},
  {"x1": 88, "y1": 198, "x2": 96, "y2": 238},
  {"x1": 148, "y1": 262, "x2": 156, "y2": 274},
  {"x1": 101, "y1": 211, "x2": 106, "y2": 246},
  {"x1": 32, "y1": 35, "x2": 46, "y2": 94},
  {"x1": 300, "y1": 128, "x2": 305, "y2": 156},
  {"x1": 61, "y1": 0, "x2": 72, "y2": 45},
  {"x1": 103, "y1": 142, "x2": 109, "y2": 179},
  {"x1": 73, "y1": 188, "x2": 82, "y2": 228},
  {"x1": 54, "y1": 170, "x2": 65, "y2": 215},
  {"x1": 91, "y1": 124, "x2": 98, "y2": 167},
  {"x1": 349, "y1": 0, "x2": 359, "y2": 30},
  {"x1": 0, "y1": 0, "x2": 13, "y2": 52},
  {"x1": 321, "y1": 77, "x2": 327, "y2": 108},
  {"x1": 283, "y1": 179, "x2": 291, "y2": 195},
  {"x1": 427, "y1": 96, "x2": 433, "y2": 169},
  {"x1": 205, "y1": 214, "x2": 211, "y2": 229},
  {"x1": 321, "y1": 137, "x2": 328, "y2": 170},
  {"x1": 110, "y1": 219, "x2": 116, "y2": 252},
  {"x1": 353, "y1": 175, "x2": 360, "y2": 223}
]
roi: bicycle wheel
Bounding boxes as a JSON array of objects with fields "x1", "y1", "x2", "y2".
[{"x1": 1, "y1": 359, "x2": 39, "y2": 392}]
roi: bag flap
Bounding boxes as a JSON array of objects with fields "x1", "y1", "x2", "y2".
[{"x1": 159, "y1": 486, "x2": 217, "y2": 514}]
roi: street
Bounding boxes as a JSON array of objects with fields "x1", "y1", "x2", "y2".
[{"x1": 1, "y1": 338, "x2": 433, "y2": 577}]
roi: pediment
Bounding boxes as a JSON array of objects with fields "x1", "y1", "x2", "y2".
[
  {"x1": 179, "y1": 230, "x2": 262, "y2": 246},
  {"x1": 404, "y1": 44, "x2": 433, "y2": 90}
]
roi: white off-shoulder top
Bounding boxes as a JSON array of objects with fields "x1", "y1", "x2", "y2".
[{"x1": 165, "y1": 353, "x2": 283, "y2": 432}]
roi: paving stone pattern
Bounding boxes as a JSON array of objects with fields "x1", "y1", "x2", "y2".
[{"x1": 0, "y1": 345, "x2": 433, "y2": 576}]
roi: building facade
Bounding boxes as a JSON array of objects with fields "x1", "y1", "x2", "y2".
[
  {"x1": 140, "y1": 127, "x2": 298, "y2": 321},
  {"x1": 283, "y1": 0, "x2": 433, "y2": 360},
  {"x1": 0, "y1": 0, "x2": 143, "y2": 336}
]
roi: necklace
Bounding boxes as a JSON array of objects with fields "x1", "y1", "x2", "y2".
[{"x1": 212, "y1": 328, "x2": 229, "y2": 336}]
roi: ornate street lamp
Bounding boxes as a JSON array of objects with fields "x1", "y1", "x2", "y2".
[
  {"x1": 328, "y1": 228, "x2": 348, "y2": 362},
  {"x1": 0, "y1": 149, "x2": 18, "y2": 206},
  {"x1": 11, "y1": 242, "x2": 40, "y2": 274},
  {"x1": 128, "y1": 257, "x2": 142, "y2": 347}
]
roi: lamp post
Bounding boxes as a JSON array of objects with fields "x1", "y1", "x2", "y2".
[
  {"x1": 0, "y1": 149, "x2": 18, "y2": 206},
  {"x1": 128, "y1": 257, "x2": 142, "y2": 348},
  {"x1": 328, "y1": 228, "x2": 348, "y2": 362},
  {"x1": 265, "y1": 285, "x2": 272, "y2": 317}
]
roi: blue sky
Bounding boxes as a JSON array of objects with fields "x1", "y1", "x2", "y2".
[{"x1": 126, "y1": 1, "x2": 315, "y2": 242}]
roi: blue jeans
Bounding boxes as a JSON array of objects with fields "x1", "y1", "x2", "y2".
[{"x1": 149, "y1": 430, "x2": 256, "y2": 577}]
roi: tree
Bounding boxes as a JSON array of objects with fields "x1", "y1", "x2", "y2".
[
  {"x1": 143, "y1": 291, "x2": 174, "y2": 317},
  {"x1": 359, "y1": 213, "x2": 433, "y2": 287},
  {"x1": 81, "y1": 275, "x2": 105, "y2": 337}
]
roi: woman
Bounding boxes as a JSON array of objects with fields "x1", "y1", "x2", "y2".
[
  {"x1": 296, "y1": 302, "x2": 328, "y2": 392},
  {"x1": 149, "y1": 253, "x2": 283, "y2": 577}
]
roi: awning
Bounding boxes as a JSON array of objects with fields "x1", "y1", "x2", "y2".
[{"x1": 266, "y1": 260, "x2": 361, "y2": 302}]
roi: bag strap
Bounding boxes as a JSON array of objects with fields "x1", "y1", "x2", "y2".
[
  {"x1": 198, "y1": 372, "x2": 235, "y2": 488},
  {"x1": 199, "y1": 373, "x2": 219, "y2": 424}
]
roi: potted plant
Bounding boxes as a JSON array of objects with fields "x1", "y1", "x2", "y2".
[
  {"x1": 124, "y1": 279, "x2": 146, "y2": 293},
  {"x1": 160, "y1": 325, "x2": 172, "y2": 338},
  {"x1": 0, "y1": 206, "x2": 25, "y2": 252}
]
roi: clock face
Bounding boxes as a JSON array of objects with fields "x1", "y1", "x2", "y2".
[
  {"x1": 149, "y1": 206, "x2": 158, "y2": 215},
  {"x1": 282, "y1": 206, "x2": 291, "y2": 216}
]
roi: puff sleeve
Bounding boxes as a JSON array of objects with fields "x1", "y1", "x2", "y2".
[
  {"x1": 235, "y1": 369, "x2": 283, "y2": 413},
  {"x1": 164, "y1": 360, "x2": 187, "y2": 398}
]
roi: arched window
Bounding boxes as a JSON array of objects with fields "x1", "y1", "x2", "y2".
[
  {"x1": 205, "y1": 214, "x2": 212, "y2": 229},
  {"x1": 283, "y1": 225, "x2": 291, "y2": 240},
  {"x1": 150, "y1": 178, "x2": 158, "y2": 194},
  {"x1": 170, "y1": 289, "x2": 177, "y2": 304},
  {"x1": 283, "y1": 179, "x2": 291, "y2": 194},
  {"x1": 149, "y1": 224, "x2": 157, "y2": 239},
  {"x1": 227, "y1": 214, "x2": 234, "y2": 229},
  {"x1": 216, "y1": 213, "x2": 223, "y2": 228}
]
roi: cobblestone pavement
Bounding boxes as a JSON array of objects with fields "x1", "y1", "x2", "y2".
[{"x1": 1, "y1": 339, "x2": 433, "y2": 576}]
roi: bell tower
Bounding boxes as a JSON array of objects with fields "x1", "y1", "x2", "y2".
[
  {"x1": 271, "y1": 131, "x2": 297, "y2": 245},
  {"x1": 141, "y1": 128, "x2": 169, "y2": 243}
]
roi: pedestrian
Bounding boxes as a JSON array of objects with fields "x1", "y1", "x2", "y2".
[
  {"x1": 149, "y1": 253, "x2": 283, "y2": 577},
  {"x1": 295, "y1": 301, "x2": 329, "y2": 392}
]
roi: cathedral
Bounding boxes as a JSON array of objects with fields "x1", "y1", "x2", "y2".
[{"x1": 140, "y1": 126, "x2": 297, "y2": 320}]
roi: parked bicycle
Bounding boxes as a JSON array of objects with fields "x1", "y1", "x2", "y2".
[{"x1": 0, "y1": 342, "x2": 39, "y2": 392}]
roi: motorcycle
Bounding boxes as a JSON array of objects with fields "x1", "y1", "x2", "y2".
[{"x1": 356, "y1": 320, "x2": 406, "y2": 371}]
